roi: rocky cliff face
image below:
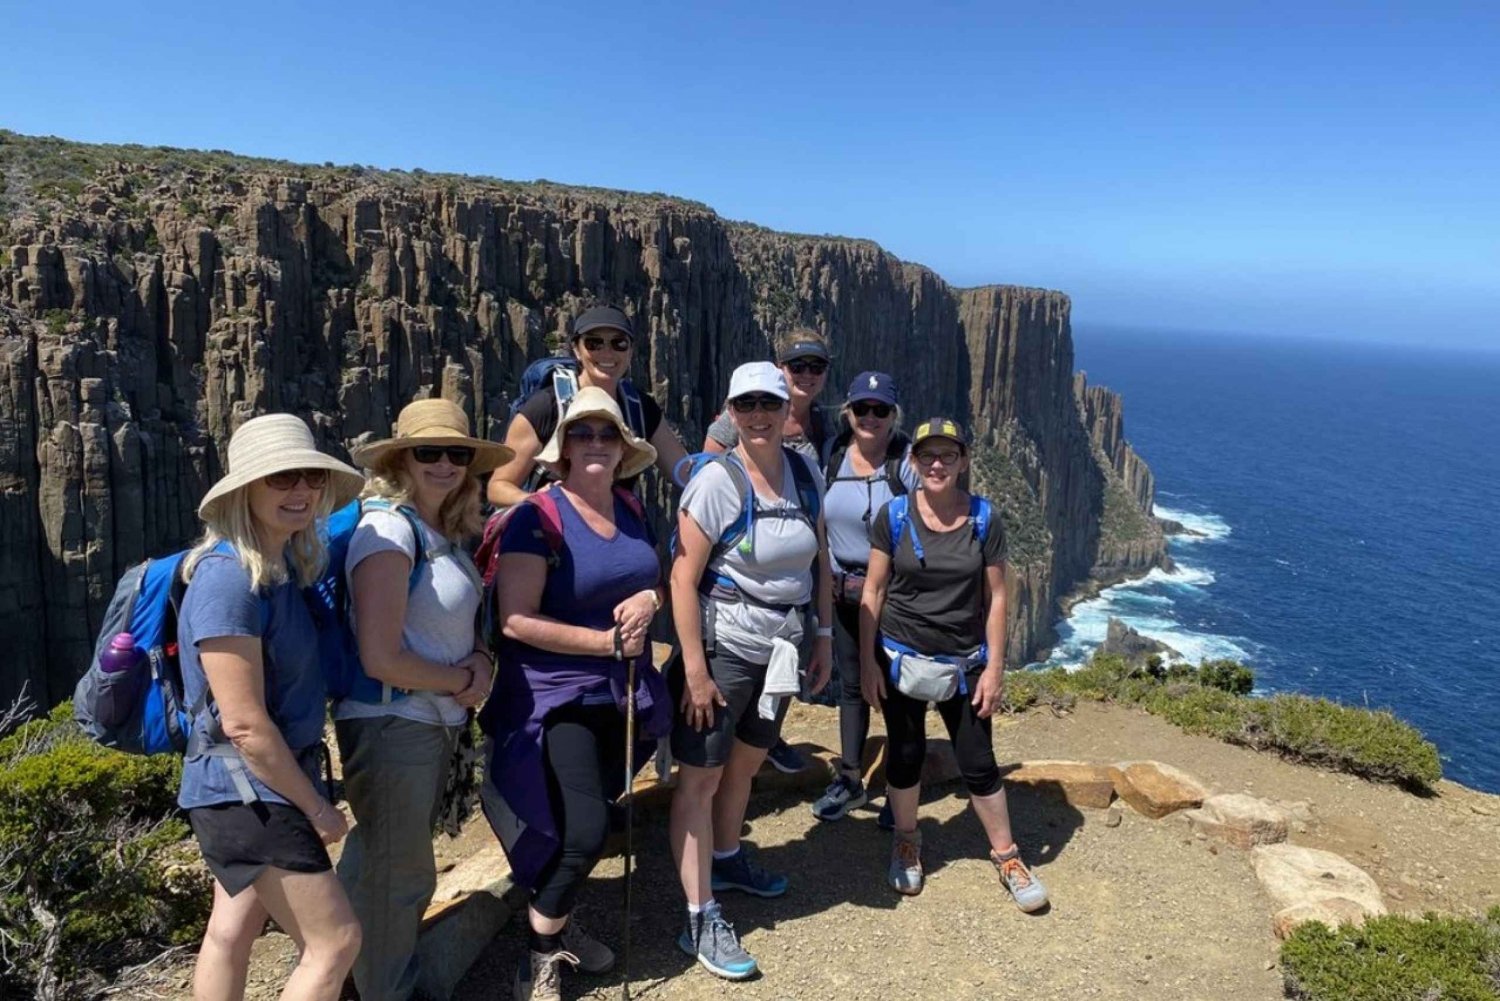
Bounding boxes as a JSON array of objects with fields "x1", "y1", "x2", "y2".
[{"x1": 0, "y1": 132, "x2": 1163, "y2": 707}]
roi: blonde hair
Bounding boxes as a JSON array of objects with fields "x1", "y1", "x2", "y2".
[
  {"x1": 839, "y1": 401, "x2": 904, "y2": 435},
  {"x1": 361, "y1": 450, "x2": 483, "y2": 543},
  {"x1": 183, "y1": 485, "x2": 333, "y2": 590}
]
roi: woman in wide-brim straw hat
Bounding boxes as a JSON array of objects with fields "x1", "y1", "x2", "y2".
[
  {"x1": 335, "y1": 397, "x2": 513, "y2": 1001},
  {"x1": 479, "y1": 385, "x2": 672, "y2": 1001},
  {"x1": 177, "y1": 413, "x2": 364, "y2": 1001}
]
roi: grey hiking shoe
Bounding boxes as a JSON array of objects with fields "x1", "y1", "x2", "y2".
[
  {"x1": 991, "y1": 846, "x2": 1049, "y2": 912},
  {"x1": 811, "y1": 769, "x2": 867, "y2": 822},
  {"x1": 888, "y1": 830, "x2": 924, "y2": 895},
  {"x1": 513, "y1": 949, "x2": 578, "y2": 1001},
  {"x1": 560, "y1": 919, "x2": 614, "y2": 974},
  {"x1": 677, "y1": 902, "x2": 758, "y2": 980}
]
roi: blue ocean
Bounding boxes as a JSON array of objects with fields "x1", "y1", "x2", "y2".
[{"x1": 1043, "y1": 327, "x2": 1500, "y2": 793}]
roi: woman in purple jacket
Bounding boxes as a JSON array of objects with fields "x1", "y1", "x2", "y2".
[{"x1": 479, "y1": 387, "x2": 672, "y2": 1001}]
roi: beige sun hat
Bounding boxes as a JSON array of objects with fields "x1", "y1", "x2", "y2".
[
  {"x1": 536, "y1": 385, "x2": 657, "y2": 480},
  {"x1": 198, "y1": 413, "x2": 365, "y2": 521},
  {"x1": 349, "y1": 398, "x2": 514, "y2": 475}
]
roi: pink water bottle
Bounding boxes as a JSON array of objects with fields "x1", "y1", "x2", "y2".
[{"x1": 96, "y1": 632, "x2": 146, "y2": 725}]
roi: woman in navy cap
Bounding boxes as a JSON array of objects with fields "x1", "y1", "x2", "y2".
[
  {"x1": 487, "y1": 304, "x2": 690, "y2": 508},
  {"x1": 809, "y1": 372, "x2": 918, "y2": 823}
]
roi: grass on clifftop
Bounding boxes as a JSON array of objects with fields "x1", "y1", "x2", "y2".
[
  {"x1": 1280, "y1": 907, "x2": 1500, "y2": 1000},
  {"x1": 1008, "y1": 653, "x2": 1443, "y2": 790}
]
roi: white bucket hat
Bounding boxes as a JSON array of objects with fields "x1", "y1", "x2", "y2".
[
  {"x1": 349, "y1": 398, "x2": 514, "y2": 475},
  {"x1": 198, "y1": 414, "x2": 365, "y2": 521},
  {"x1": 536, "y1": 386, "x2": 657, "y2": 480}
]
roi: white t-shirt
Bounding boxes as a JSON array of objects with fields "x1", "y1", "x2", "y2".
[
  {"x1": 680, "y1": 451, "x2": 825, "y2": 662},
  {"x1": 335, "y1": 507, "x2": 478, "y2": 727}
]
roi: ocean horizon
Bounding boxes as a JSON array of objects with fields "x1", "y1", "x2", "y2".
[{"x1": 1049, "y1": 326, "x2": 1500, "y2": 793}]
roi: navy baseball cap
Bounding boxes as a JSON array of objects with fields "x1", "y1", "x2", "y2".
[
  {"x1": 570, "y1": 305, "x2": 635, "y2": 341},
  {"x1": 846, "y1": 371, "x2": 898, "y2": 407},
  {"x1": 776, "y1": 339, "x2": 830, "y2": 364}
]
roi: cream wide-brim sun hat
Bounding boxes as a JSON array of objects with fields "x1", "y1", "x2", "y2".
[
  {"x1": 535, "y1": 385, "x2": 657, "y2": 480},
  {"x1": 198, "y1": 413, "x2": 366, "y2": 521},
  {"x1": 349, "y1": 398, "x2": 514, "y2": 475}
]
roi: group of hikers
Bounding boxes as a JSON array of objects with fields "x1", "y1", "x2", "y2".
[{"x1": 150, "y1": 305, "x2": 1048, "y2": 1001}]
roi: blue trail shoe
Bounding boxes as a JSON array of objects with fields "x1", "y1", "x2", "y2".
[
  {"x1": 811, "y1": 771, "x2": 867, "y2": 822},
  {"x1": 677, "y1": 903, "x2": 758, "y2": 980},
  {"x1": 712, "y1": 848, "x2": 789, "y2": 898},
  {"x1": 766, "y1": 739, "x2": 809, "y2": 773}
]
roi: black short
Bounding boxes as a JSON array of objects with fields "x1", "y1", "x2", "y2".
[
  {"x1": 668, "y1": 645, "x2": 789, "y2": 769},
  {"x1": 187, "y1": 801, "x2": 332, "y2": 896}
]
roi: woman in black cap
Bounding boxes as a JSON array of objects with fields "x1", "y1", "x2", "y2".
[
  {"x1": 859, "y1": 418, "x2": 1048, "y2": 911},
  {"x1": 487, "y1": 305, "x2": 689, "y2": 508},
  {"x1": 810, "y1": 371, "x2": 916, "y2": 822}
]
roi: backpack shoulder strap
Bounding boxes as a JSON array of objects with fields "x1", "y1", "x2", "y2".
[
  {"x1": 362, "y1": 499, "x2": 428, "y2": 592},
  {"x1": 970, "y1": 495, "x2": 993, "y2": 544},
  {"x1": 528, "y1": 486, "x2": 567, "y2": 563},
  {"x1": 618, "y1": 379, "x2": 648, "y2": 439},
  {"x1": 785, "y1": 446, "x2": 821, "y2": 524},
  {"x1": 552, "y1": 366, "x2": 579, "y2": 416},
  {"x1": 710, "y1": 453, "x2": 755, "y2": 560},
  {"x1": 887, "y1": 494, "x2": 926, "y2": 565}
]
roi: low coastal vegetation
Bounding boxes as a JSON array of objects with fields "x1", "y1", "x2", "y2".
[
  {"x1": 0, "y1": 698, "x2": 209, "y2": 999},
  {"x1": 1280, "y1": 908, "x2": 1500, "y2": 1000},
  {"x1": 1008, "y1": 653, "x2": 1443, "y2": 790}
]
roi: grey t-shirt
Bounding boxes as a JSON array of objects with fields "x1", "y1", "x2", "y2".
[
  {"x1": 824, "y1": 446, "x2": 920, "y2": 571},
  {"x1": 680, "y1": 452, "x2": 826, "y2": 662},
  {"x1": 336, "y1": 507, "x2": 478, "y2": 727},
  {"x1": 706, "y1": 402, "x2": 832, "y2": 466}
]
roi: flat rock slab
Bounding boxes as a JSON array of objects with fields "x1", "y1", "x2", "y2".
[
  {"x1": 1183, "y1": 793, "x2": 1289, "y2": 848},
  {"x1": 1007, "y1": 760, "x2": 1116, "y2": 809},
  {"x1": 1271, "y1": 898, "x2": 1377, "y2": 940},
  {"x1": 1110, "y1": 760, "x2": 1210, "y2": 818},
  {"x1": 1251, "y1": 843, "x2": 1386, "y2": 933}
]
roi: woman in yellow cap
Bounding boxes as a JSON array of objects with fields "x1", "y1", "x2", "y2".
[{"x1": 337, "y1": 398, "x2": 514, "y2": 1001}]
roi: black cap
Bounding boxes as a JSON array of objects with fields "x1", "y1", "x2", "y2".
[
  {"x1": 912, "y1": 417, "x2": 968, "y2": 450},
  {"x1": 776, "y1": 339, "x2": 830, "y2": 364},
  {"x1": 570, "y1": 305, "x2": 635, "y2": 341}
]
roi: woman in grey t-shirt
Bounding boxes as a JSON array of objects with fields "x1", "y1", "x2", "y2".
[
  {"x1": 338, "y1": 399, "x2": 513, "y2": 1001},
  {"x1": 669, "y1": 361, "x2": 833, "y2": 981}
]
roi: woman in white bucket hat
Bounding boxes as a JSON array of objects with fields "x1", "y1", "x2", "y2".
[
  {"x1": 335, "y1": 398, "x2": 513, "y2": 1001},
  {"x1": 176, "y1": 413, "x2": 364, "y2": 1001}
]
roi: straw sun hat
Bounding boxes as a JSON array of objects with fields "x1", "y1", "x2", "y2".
[
  {"x1": 536, "y1": 385, "x2": 657, "y2": 479},
  {"x1": 198, "y1": 414, "x2": 365, "y2": 521},
  {"x1": 349, "y1": 398, "x2": 514, "y2": 475}
]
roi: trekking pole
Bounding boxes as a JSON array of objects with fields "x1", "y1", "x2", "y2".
[{"x1": 621, "y1": 652, "x2": 637, "y2": 1001}]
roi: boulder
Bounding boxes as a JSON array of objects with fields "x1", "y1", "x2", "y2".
[
  {"x1": 1109, "y1": 760, "x2": 1210, "y2": 819},
  {"x1": 1007, "y1": 760, "x2": 1116, "y2": 809},
  {"x1": 1101, "y1": 617, "x2": 1179, "y2": 663},
  {"x1": 1252, "y1": 844, "x2": 1386, "y2": 936},
  {"x1": 1182, "y1": 793, "x2": 1288, "y2": 848}
]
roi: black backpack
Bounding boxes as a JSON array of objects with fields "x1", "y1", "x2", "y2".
[{"x1": 825, "y1": 428, "x2": 911, "y2": 507}]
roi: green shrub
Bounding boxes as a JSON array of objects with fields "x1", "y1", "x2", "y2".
[
  {"x1": 43, "y1": 309, "x2": 70, "y2": 338},
  {"x1": 0, "y1": 702, "x2": 208, "y2": 999},
  {"x1": 1199, "y1": 658, "x2": 1255, "y2": 694},
  {"x1": 1280, "y1": 908, "x2": 1500, "y2": 1000}
]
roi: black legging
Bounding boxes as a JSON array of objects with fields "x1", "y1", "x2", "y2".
[
  {"x1": 879, "y1": 658, "x2": 1003, "y2": 796},
  {"x1": 530, "y1": 702, "x2": 626, "y2": 919},
  {"x1": 833, "y1": 600, "x2": 870, "y2": 771}
]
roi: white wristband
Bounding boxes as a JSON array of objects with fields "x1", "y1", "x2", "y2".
[{"x1": 816, "y1": 626, "x2": 833, "y2": 638}]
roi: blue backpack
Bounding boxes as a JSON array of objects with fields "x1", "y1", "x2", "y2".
[
  {"x1": 73, "y1": 543, "x2": 266, "y2": 757},
  {"x1": 885, "y1": 494, "x2": 993, "y2": 566},
  {"x1": 509, "y1": 357, "x2": 647, "y2": 438},
  {"x1": 672, "y1": 448, "x2": 822, "y2": 602},
  {"x1": 305, "y1": 499, "x2": 430, "y2": 705}
]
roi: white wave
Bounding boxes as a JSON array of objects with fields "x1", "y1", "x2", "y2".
[
  {"x1": 1112, "y1": 563, "x2": 1216, "y2": 591},
  {"x1": 1154, "y1": 504, "x2": 1232, "y2": 542}
]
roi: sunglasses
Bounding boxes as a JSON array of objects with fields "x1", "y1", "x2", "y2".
[
  {"x1": 729, "y1": 394, "x2": 787, "y2": 414},
  {"x1": 913, "y1": 448, "x2": 962, "y2": 467},
  {"x1": 581, "y1": 334, "x2": 632, "y2": 354},
  {"x1": 564, "y1": 424, "x2": 624, "y2": 444},
  {"x1": 410, "y1": 445, "x2": 476, "y2": 466},
  {"x1": 263, "y1": 468, "x2": 330, "y2": 491},
  {"x1": 785, "y1": 359, "x2": 828, "y2": 376},
  {"x1": 851, "y1": 401, "x2": 893, "y2": 419}
]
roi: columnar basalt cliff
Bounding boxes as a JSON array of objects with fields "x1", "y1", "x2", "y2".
[{"x1": 0, "y1": 132, "x2": 1164, "y2": 707}]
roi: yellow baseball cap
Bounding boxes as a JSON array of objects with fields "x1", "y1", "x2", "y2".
[{"x1": 912, "y1": 417, "x2": 968, "y2": 450}]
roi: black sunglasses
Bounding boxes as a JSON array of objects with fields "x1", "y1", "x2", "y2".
[
  {"x1": 564, "y1": 424, "x2": 624, "y2": 444},
  {"x1": 263, "y1": 468, "x2": 330, "y2": 490},
  {"x1": 851, "y1": 401, "x2": 893, "y2": 418},
  {"x1": 581, "y1": 334, "x2": 632, "y2": 353},
  {"x1": 785, "y1": 359, "x2": 828, "y2": 376},
  {"x1": 411, "y1": 445, "x2": 476, "y2": 467},
  {"x1": 730, "y1": 394, "x2": 787, "y2": 414}
]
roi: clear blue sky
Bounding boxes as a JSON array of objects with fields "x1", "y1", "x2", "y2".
[{"x1": 4, "y1": 1, "x2": 1497, "y2": 349}]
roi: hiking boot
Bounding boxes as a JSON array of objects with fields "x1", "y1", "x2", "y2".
[
  {"x1": 766, "y1": 739, "x2": 808, "y2": 773},
  {"x1": 677, "y1": 902, "x2": 758, "y2": 980},
  {"x1": 876, "y1": 799, "x2": 894, "y2": 831},
  {"x1": 991, "y1": 846, "x2": 1049, "y2": 913},
  {"x1": 513, "y1": 949, "x2": 578, "y2": 1001},
  {"x1": 711, "y1": 847, "x2": 788, "y2": 898},
  {"x1": 888, "y1": 829, "x2": 924, "y2": 895},
  {"x1": 811, "y1": 768, "x2": 867, "y2": 822},
  {"x1": 560, "y1": 919, "x2": 614, "y2": 974}
]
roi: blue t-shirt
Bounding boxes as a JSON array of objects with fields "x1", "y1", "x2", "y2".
[
  {"x1": 177, "y1": 552, "x2": 327, "y2": 809},
  {"x1": 499, "y1": 488, "x2": 660, "y2": 686}
]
